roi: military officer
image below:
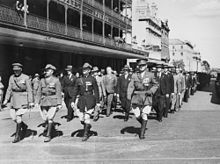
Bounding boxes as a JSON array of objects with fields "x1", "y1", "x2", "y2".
[
  {"x1": 117, "y1": 65, "x2": 132, "y2": 121},
  {"x1": 35, "y1": 64, "x2": 62, "y2": 142},
  {"x1": 71, "y1": 63, "x2": 100, "y2": 141},
  {"x1": 127, "y1": 59, "x2": 158, "y2": 139},
  {"x1": 3, "y1": 63, "x2": 34, "y2": 143}
]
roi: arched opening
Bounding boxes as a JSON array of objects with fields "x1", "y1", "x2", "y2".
[
  {"x1": 94, "y1": 19, "x2": 103, "y2": 35},
  {"x1": 49, "y1": 1, "x2": 65, "y2": 23},
  {"x1": 67, "y1": 8, "x2": 80, "y2": 28},
  {"x1": 82, "y1": 14, "x2": 92, "y2": 32}
]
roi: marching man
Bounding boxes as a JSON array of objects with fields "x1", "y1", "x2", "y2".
[
  {"x1": 3, "y1": 63, "x2": 34, "y2": 143},
  {"x1": 127, "y1": 59, "x2": 158, "y2": 139},
  {"x1": 71, "y1": 63, "x2": 100, "y2": 141},
  {"x1": 35, "y1": 64, "x2": 62, "y2": 142}
]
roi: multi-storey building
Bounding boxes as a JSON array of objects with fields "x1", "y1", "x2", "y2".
[
  {"x1": 169, "y1": 39, "x2": 201, "y2": 72},
  {"x1": 161, "y1": 20, "x2": 170, "y2": 62},
  {"x1": 0, "y1": 0, "x2": 147, "y2": 85},
  {"x1": 132, "y1": 0, "x2": 162, "y2": 60}
]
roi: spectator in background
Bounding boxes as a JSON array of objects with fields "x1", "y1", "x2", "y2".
[
  {"x1": 32, "y1": 73, "x2": 40, "y2": 102},
  {"x1": 0, "y1": 76, "x2": 4, "y2": 111}
]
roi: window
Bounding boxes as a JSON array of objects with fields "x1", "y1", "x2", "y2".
[
  {"x1": 181, "y1": 45, "x2": 183, "y2": 49},
  {"x1": 181, "y1": 52, "x2": 183, "y2": 56},
  {"x1": 173, "y1": 53, "x2": 175, "y2": 56}
]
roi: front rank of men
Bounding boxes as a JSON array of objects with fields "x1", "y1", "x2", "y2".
[{"x1": 3, "y1": 59, "x2": 191, "y2": 143}]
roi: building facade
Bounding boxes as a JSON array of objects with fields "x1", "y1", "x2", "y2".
[
  {"x1": 132, "y1": 0, "x2": 162, "y2": 60},
  {"x1": 169, "y1": 39, "x2": 201, "y2": 72},
  {"x1": 0, "y1": 0, "x2": 148, "y2": 86},
  {"x1": 161, "y1": 20, "x2": 170, "y2": 62}
]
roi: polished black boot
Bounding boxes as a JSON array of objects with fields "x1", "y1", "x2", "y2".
[
  {"x1": 136, "y1": 117, "x2": 142, "y2": 125},
  {"x1": 12, "y1": 123, "x2": 22, "y2": 143},
  {"x1": 139, "y1": 120, "x2": 148, "y2": 140},
  {"x1": 124, "y1": 112, "x2": 129, "y2": 122},
  {"x1": 21, "y1": 121, "x2": 28, "y2": 138},
  {"x1": 44, "y1": 122, "x2": 53, "y2": 142},
  {"x1": 82, "y1": 124, "x2": 91, "y2": 142}
]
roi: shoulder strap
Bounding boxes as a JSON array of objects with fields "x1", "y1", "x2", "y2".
[{"x1": 13, "y1": 77, "x2": 23, "y2": 90}]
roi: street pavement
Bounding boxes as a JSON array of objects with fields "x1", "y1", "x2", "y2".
[{"x1": 0, "y1": 80, "x2": 220, "y2": 164}]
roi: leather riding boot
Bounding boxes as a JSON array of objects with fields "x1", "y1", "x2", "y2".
[
  {"x1": 44, "y1": 122, "x2": 53, "y2": 142},
  {"x1": 43, "y1": 121, "x2": 48, "y2": 134},
  {"x1": 82, "y1": 124, "x2": 91, "y2": 142},
  {"x1": 139, "y1": 120, "x2": 148, "y2": 140},
  {"x1": 124, "y1": 112, "x2": 129, "y2": 122},
  {"x1": 12, "y1": 123, "x2": 22, "y2": 143},
  {"x1": 21, "y1": 122, "x2": 28, "y2": 133},
  {"x1": 136, "y1": 117, "x2": 142, "y2": 125}
]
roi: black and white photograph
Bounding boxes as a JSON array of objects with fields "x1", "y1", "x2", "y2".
[{"x1": 0, "y1": 0, "x2": 220, "y2": 163}]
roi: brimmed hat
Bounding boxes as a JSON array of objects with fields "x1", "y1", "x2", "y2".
[
  {"x1": 92, "y1": 66, "x2": 99, "y2": 72},
  {"x1": 34, "y1": 73, "x2": 40, "y2": 77},
  {"x1": 45, "y1": 64, "x2": 56, "y2": 71},
  {"x1": 137, "y1": 59, "x2": 148, "y2": 66},
  {"x1": 65, "y1": 65, "x2": 72, "y2": 71},
  {"x1": 12, "y1": 63, "x2": 23, "y2": 71},
  {"x1": 122, "y1": 65, "x2": 130, "y2": 71},
  {"x1": 82, "y1": 63, "x2": 92, "y2": 70}
]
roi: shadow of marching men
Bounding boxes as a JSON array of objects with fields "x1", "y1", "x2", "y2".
[{"x1": 38, "y1": 122, "x2": 63, "y2": 139}]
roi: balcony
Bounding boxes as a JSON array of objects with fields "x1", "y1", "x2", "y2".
[{"x1": 0, "y1": 4, "x2": 142, "y2": 55}]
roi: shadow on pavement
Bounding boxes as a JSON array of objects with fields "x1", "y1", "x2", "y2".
[
  {"x1": 71, "y1": 129, "x2": 98, "y2": 138},
  {"x1": 38, "y1": 122, "x2": 63, "y2": 139},
  {"x1": 113, "y1": 115, "x2": 132, "y2": 120},
  {"x1": 120, "y1": 126, "x2": 141, "y2": 136}
]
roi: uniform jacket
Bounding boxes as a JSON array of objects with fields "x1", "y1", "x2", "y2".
[
  {"x1": 32, "y1": 78, "x2": 40, "y2": 96},
  {"x1": 5, "y1": 73, "x2": 33, "y2": 109},
  {"x1": 117, "y1": 73, "x2": 132, "y2": 98},
  {"x1": 103, "y1": 74, "x2": 117, "y2": 94},
  {"x1": 173, "y1": 74, "x2": 178, "y2": 93},
  {"x1": 176, "y1": 74, "x2": 184, "y2": 93},
  {"x1": 35, "y1": 76, "x2": 62, "y2": 107},
  {"x1": 127, "y1": 70, "x2": 158, "y2": 106},
  {"x1": 72, "y1": 74, "x2": 99, "y2": 112},
  {"x1": 63, "y1": 74, "x2": 77, "y2": 98}
]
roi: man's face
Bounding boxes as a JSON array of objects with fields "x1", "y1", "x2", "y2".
[
  {"x1": 83, "y1": 68, "x2": 90, "y2": 75},
  {"x1": 139, "y1": 64, "x2": 147, "y2": 72},
  {"x1": 67, "y1": 70, "x2": 72, "y2": 75},
  {"x1": 106, "y1": 67, "x2": 112, "y2": 74},
  {"x1": 14, "y1": 69, "x2": 22, "y2": 76},
  {"x1": 44, "y1": 69, "x2": 53, "y2": 77},
  {"x1": 164, "y1": 68, "x2": 168, "y2": 72},
  {"x1": 93, "y1": 71, "x2": 98, "y2": 76},
  {"x1": 176, "y1": 69, "x2": 180, "y2": 74}
]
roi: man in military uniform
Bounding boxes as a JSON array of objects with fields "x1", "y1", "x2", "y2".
[
  {"x1": 127, "y1": 59, "x2": 158, "y2": 139},
  {"x1": 35, "y1": 64, "x2": 62, "y2": 142},
  {"x1": 117, "y1": 65, "x2": 132, "y2": 121},
  {"x1": 3, "y1": 63, "x2": 34, "y2": 143},
  {"x1": 63, "y1": 65, "x2": 77, "y2": 122},
  {"x1": 71, "y1": 63, "x2": 100, "y2": 141}
]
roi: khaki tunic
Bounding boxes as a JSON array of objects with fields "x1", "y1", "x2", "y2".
[
  {"x1": 5, "y1": 74, "x2": 33, "y2": 109},
  {"x1": 127, "y1": 71, "x2": 158, "y2": 106}
]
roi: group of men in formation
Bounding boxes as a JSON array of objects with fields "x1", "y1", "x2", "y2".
[{"x1": 2, "y1": 58, "x2": 198, "y2": 143}]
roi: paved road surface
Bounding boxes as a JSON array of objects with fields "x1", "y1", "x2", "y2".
[{"x1": 0, "y1": 80, "x2": 220, "y2": 163}]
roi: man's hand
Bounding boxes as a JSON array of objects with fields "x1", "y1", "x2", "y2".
[
  {"x1": 3, "y1": 100, "x2": 8, "y2": 106},
  {"x1": 29, "y1": 103, "x2": 35, "y2": 108},
  {"x1": 71, "y1": 102, "x2": 75, "y2": 109},
  {"x1": 57, "y1": 105, "x2": 62, "y2": 110},
  {"x1": 145, "y1": 90, "x2": 152, "y2": 96}
]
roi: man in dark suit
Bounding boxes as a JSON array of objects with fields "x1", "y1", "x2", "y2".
[
  {"x1": 117, "y1": 65, "x2": 132, "y2": 121},
  {"x1": 63, "y1": 65, "x2": 77, "y2": 122},
  {"x1": 165, "y1": 66, "x2": 174, "y2": 114},
  {"x1": 155, "y1": 65, "x2": 169, "y2": 121}
]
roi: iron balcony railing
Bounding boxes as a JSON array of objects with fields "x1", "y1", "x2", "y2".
[{"x1": 0, "y1": 4, "x2": 143, "y2": 55}]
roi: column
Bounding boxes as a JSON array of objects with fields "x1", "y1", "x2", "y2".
[
  {"x1": 80, "y1": 0, "x2": 84, "y2": 39},
  {"x1": 92, "y1": 17, "x2": 94, "y2": 41},
  {"x1": 118, "y1": 0, "x2": 120, "y2": 13},
  {"x1": 23, "y1": 0, "x2": 27, "y2": 27},
  {"x1": 65, "y1": 5, "x2": 68, "y2": 35},
  {"x1": 47, "y1": 0, "x2": 50, "y2": 31},
  {"x1": 103, "y1": 0, "x2": 105, "y2": 44}
]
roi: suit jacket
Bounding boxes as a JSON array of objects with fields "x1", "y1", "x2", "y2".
[
  {"x1": 103, "y1": 74, "x2": 117, "y2": 94},
  {"x1": 166, "y1": 72, "x2": 174, "y2": 94},
  {"x1": 63, "y1": 74, "x2": 77, "y2": 98},
  {"x1": 117, "y1": 73, "x2": 132, "y2": 98},
  {"x1": 157, "y1": 72, "x2": 169, "y2": 96}
]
